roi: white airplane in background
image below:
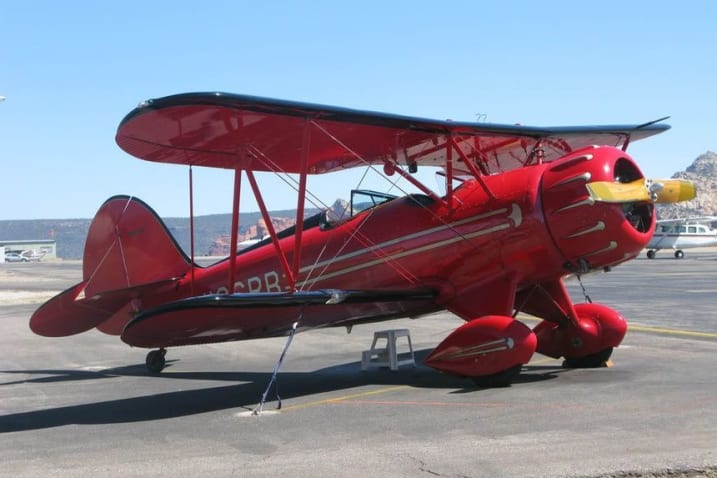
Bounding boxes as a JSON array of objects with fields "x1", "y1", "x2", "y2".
[{"x1": 646, "y1": 216, "x2": 717, "y2": 258}]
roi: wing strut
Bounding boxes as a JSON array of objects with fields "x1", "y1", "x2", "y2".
[
  {"x1": 247, "y1": 170, "x2": 296, "y2": 290},
  {"x1": 449, "y1": 137, "x2": 496, "y2": 200},
  {"x1": 228, "y1": 168, "x2": 243, "y2": 293},
  {"x1": 188, "y1": 165, "x2": 196, "y2": 295},
  {"x1": 446, "y1": 135, "x2": 454, "y2": 210},
  {"x1": 292, "y1": 120, "x2": 311, "y2": 287}
]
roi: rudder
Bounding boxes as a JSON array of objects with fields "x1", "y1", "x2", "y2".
[{"x1": 83, "y1": 195, "x2": 191, "y2": 297}]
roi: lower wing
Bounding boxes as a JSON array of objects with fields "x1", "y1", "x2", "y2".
[{"x1": 121, "y1": 288, "x2": 438, "y2": 348}]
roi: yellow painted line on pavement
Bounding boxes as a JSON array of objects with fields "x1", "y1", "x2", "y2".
[
  {"x1": 628, "y1": 325, "x2": 717, "y2": 339},
  {"x1": 280, "y1": 385, "x2": 410, "y2": 412}
]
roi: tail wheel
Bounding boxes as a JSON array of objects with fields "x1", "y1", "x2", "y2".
[
  {"x1": 145, "y1": 348, "x2": 167, "y2": 374},
  {"x1": 646, "y1": 250, "x2": 656, "y2": 259},
  {"x1": 674, "y1": 250, "x2": 684, "y2": 259}
]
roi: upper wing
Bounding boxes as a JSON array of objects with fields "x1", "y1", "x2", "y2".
[
  {"x1": 116, "y1": 92, "x2": 670, "y2": 176},
  {"x1": 120, "y1": 288, "x2": 437, "y2": 348}
]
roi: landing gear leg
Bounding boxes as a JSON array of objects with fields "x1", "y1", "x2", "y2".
[{"x1": 146, "y1": 348, "x2": 167, "y2": 374}]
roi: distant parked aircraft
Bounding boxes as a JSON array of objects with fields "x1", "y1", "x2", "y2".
[{"x1": 647, "y1": 217, "x2": 717, "y2": 258}]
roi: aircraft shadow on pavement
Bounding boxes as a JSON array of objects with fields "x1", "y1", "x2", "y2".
[{"x1": 0, "y1": 349, "x2": 562, "y2": 433}]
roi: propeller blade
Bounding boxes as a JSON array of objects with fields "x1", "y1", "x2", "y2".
[
  {"x1": 586, "y1": 179, "x2": 696, "y2": 204},
  {"x1": 648, "y1": 179, "x2": 696, "y2": 203},
  {"x1": 586, "y1": 179, "x2": 649, "y2": 203}
]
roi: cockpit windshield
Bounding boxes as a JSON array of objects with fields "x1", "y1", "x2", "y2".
[
  {"x1": 350, "y1": 189, "x2": 397, "y2": 216},
  {"x1": 318, "y1": 189, "x2": 397, "y2": 230}
]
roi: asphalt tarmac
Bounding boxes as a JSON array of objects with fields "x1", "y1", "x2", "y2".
[{"x1": 1, "y1": 251, "x2": 716, "y2": 477}]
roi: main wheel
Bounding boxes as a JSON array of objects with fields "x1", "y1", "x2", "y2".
[
  {"x1": 646, "y1": 250, "x2": 656, "y2": 259},
  {"x1": 471, "y1": 364, "x2": 522, "y2": 388},
  {"x1": 145, "y1": 349, "x2": 166, "y2": 374},
  {"x1": 562, "y1": 347, "x2": 613, "y2": 368},
  {"x1": 674, "y1": 250, "x2": 684, "y2": 259}
]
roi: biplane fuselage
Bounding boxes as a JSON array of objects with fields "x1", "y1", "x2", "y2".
[
  {"x1": 179, "y1": 145, "x2": 651, "y2": 328},
  {"x1": 30, "y1": 92, "x2": 695, "y2": 383}
]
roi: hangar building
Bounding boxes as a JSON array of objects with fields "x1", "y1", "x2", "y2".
[{"x1": 0, "y1": 239, "x2": 57, "y2": 261}]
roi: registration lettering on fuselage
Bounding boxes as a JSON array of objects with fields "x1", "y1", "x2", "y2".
[{"x1": 211, "y1": 270, "x2": 285, "y2": 294}]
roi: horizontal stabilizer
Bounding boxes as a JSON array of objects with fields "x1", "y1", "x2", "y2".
[
  {"x1": 121, "y1": 288, "x2": 436, "y2": 348},
  {"x1": 30, "y1": 278, "x2": 183, "y2": 337},
  {"x1": 30, "y1": 282, "x2": 125, "y2": 337}
]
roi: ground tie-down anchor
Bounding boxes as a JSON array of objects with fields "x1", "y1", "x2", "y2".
[{"x1": 252, "y1": 319, "x2": 300, "y2": 415}]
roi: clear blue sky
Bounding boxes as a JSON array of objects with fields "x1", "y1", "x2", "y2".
[{"x1": 1, "y1": 1, "x2": 715, "y2": 220}]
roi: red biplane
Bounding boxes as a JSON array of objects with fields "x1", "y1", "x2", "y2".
[{"x1": 30, "y1": 92, "x2": 695, "y2": 387}]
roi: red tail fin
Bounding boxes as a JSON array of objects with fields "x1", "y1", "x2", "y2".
[
  {"x1": 30, "y1": 196, "x2": 191, "y2": 337},
  {"x1": 83, "y1": 195, "x2": 191, "y2": 297}
]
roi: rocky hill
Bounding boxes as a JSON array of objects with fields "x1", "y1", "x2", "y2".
[{"x1": 656, "y1": 151, "x2": 717, "y2": 219}]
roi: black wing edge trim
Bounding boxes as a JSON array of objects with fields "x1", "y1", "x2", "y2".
[
  {"x1": 118, "y1": 91, "x2": 670, "y2": 139},
  {"x1": 126, "y1": 288, "x2": 438, "y2": 328}
]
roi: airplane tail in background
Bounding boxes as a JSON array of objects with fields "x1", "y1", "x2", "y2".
[{"x1": 30, "y1": 196, "x2": 192, "y2": 337}]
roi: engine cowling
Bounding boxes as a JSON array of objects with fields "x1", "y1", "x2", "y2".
[{"x1": 541, "y1": 146, "x2": 655, "y2": 270}]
